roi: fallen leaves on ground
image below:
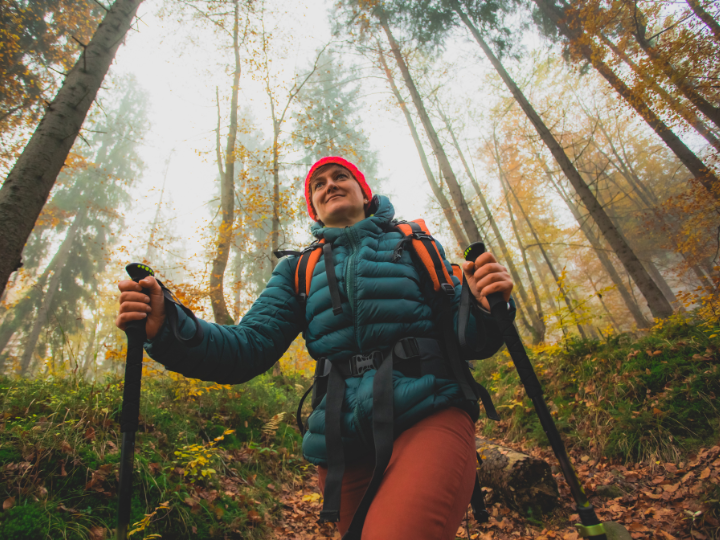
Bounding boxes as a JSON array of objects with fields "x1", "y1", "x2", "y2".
[{"x1": 272, "y1": 438, "x2": 720, "y2": 540}]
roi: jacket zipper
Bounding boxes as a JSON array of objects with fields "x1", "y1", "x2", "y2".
[{"x1": 344, "y1": 227, "x2": 363, "y2": 353}]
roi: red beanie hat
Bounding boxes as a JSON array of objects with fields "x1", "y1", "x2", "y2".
[{"x1": 304, "y1": 156, "x2": 373, "y2": 222}]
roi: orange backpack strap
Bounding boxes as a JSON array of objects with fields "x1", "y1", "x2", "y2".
[
  {"x1": 450, "y1": 263, "x2": 464, "y2": 284},
  {"x1": 393, "y1": 219, "x2": 454, "y2": 294},
  {"x1": 294, "y1": 239, "x2": 326, "y2": 302}
]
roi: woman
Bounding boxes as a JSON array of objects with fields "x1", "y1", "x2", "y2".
[{"x1": 116, "y1": 156, "x2": 514, "y2": 540}]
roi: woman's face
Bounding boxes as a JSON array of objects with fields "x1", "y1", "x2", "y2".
[{"x1": 310, "y1": 164, "x2": 367, "y2": 227}]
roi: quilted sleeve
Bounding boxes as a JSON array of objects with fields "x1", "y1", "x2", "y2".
[{"x1": 143, "y1": 256, "x2": 304, "y2": 384}]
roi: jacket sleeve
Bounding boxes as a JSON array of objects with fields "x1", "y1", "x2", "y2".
[
  {"x1": 143, "y1": 256, "x2": 304, "y2": 384},
  {"x1": 428, "y1": 239, "x2": 516, "y2": 361}
]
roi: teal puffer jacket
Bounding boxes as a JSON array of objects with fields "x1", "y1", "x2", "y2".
[{"x1": 144, "y1": 196, "x2": 513, "y2": 466}]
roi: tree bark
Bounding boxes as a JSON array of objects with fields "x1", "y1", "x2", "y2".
[
  {"x1": 0, "y1": 0, "x2": 143, "y2": 300},
  {"x1": 476, "y1": 437, "x2": 559, "y2": 514},
  {"x1": 532, "y1": 0, "x2": 720, "y2": 202},
  {"x1": 686, "y1": 0, "x2": 720, "y2": 42},
  {"x1": 377, "y1": 46, "x2": 469, "y2": 249},
  {"x1": 454, "y1": 0, "x2": 674, "y2": 320},
  {"x1": 597, "y1": 32, "x2": 720, "y2": 152},
  {"x1": 459, "y1": 150, "x2": 546, "y2": 344},
  {"x1": 209, "y1": 1, "x2": 240, "y2": 326},
  {"x1": 542, "y1": 164, "x2": 652, "y2": 328},
  {"x1": 501, "y1": 171, "x2": 586, "y2": 338},
  {"x1": 20, "y1": 210, "x2": 85, "y2": 375},
  {"x1": 379, "y1": 15, "x2": 481, "y2": 243}
]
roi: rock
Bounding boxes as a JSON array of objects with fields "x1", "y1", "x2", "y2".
[{"x1": 596, "y1": 483, "x2": 624, "y2": 499}]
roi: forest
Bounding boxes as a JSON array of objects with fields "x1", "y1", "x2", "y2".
[{"x1": 0, "y1": 0, "x2": 719, "y2": 538}]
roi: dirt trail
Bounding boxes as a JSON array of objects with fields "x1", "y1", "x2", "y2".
[{"x1": 273, "y1": 436, "x2": 720, "y2": 540}]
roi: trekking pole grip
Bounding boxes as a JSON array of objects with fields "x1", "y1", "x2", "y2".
[{"x1": 463, "y1": 242, "x2": 506, "y2": 311}]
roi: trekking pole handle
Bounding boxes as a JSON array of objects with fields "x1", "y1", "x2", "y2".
[{"x1": 464, "y1": 242, "x2": 506, "y2": 310}]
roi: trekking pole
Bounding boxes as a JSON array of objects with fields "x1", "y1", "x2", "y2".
[
  {"x1": 465, "y1": 243, "x2": 630, "y2": 540},
  {"x1": 117, "y1": 262, "x2": 155, "y2": 540}
]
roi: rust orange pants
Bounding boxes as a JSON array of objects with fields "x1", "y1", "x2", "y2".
[{"x1": 318, "y1": 407, "x2": 477, "y2": 540}]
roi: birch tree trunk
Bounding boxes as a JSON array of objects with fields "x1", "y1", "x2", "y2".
[
  {"x1": 452, "y1": 0, "x2": 674, "y2": 320},
  {"x1": 379, "y1": 15, "x2": 481, "y2": 243},
  {"x1": 532, "y1": 0, "x2": 720, "y2": 202},
  {"x1": 377, "y1": 46, "x2": 469, "y2": 249},
  {"x1": 209, "y1": 0, "x2": 240, "y2": 326},
  {"x1": 0, "y1": 0, "x2": 143, "y2": 299}
]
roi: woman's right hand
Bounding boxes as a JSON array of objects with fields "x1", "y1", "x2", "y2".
[{"x1": 116, "y1": 276, "x2": 167, "y2": 340}]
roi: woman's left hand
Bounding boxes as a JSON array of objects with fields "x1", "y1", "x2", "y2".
[{"x1": 461, "y1": 252, "x2": 513, "y2": 311}]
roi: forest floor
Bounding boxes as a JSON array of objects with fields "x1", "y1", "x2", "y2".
[{"x1": 272, "y1": 434, "x2": 720, "y2": 540}]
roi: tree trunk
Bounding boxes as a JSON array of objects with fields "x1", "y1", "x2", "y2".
[
  {"x1": 532, "y1": 0, "x2": 720, "y2": 202},
  {"x1": 588, "y1": 273, "x2": 622, "y2": 333},
  {"x1": 379, "y1": 15, "x2": 481, "y2": 243},
  {"x1": 461, "y1": 154, "x2": 546, "y2": 344},
  {"x1": 597, "y1": 32, "x2": 720, "y2": 152},
  {"x1": 487, "y1": 139, "x2": 547, "y2": 343},
  {"x1": 476, "y1": 437, "x2": 559, "y2": 514},
  {"x1": 632, "y1": 15, "x2": 720, "y2": 131},
  {"x1": 209, "y1": 1, "x2": 240, "y2": 326},
  {"x1": 0, "y1": 0, "x2": 143, "y2": 300},
  {"x1": 377, "y1": 45, "x2": 469, "y2": 249},
  {"x1": 20, "y1": 210, "x2": 85, "y2": 375},
  {"x1": 454, "y1": 0, "x2": 675, "y2": 320},
  {"x1": 542, "y1": 164, "x2": 652, "y2": 328},
  {"x1": 501, "y1": 172, "x2": 586, "y2": 338},
  {"x1": 686, "y1": 0, "x2": 720, "y2": 42}
]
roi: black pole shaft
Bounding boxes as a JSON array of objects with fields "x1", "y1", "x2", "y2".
[
  {"x1": 117, "y1": 269, "x2": 149, "y2": 540},
  {"x1": 465, "y1": 242, "x2": 606, "y2": 539}
]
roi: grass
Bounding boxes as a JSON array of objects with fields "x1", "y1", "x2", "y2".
[
  {"x1": 473, "y1": 312, "x2": 720, "y2": 464},
  {"x1": 0, "y1": 369, "x2": 312, "y2": 539}
]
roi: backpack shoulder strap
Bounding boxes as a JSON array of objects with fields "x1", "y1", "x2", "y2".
[
  {"x1": 294, "y1": 239, "x2": 326, "y2": 302},
  {"x1": 450, "y1": 263, "x2": 464, "y2": 284},
  {"x1": 394, "y1": 219, "x2": 454, "y2": 294}
]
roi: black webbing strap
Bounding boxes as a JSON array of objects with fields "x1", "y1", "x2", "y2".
[
  {"x1": 343, "y1": 350, "x2": 395, "y2": 540},
  {"x1": 319, "y1": 366, "x2": 346, "y2": 523},
  {"x1": 274, "y1": 250, "x2": 301, "y2": 259},
  {"x1": 323, "y1": 243, "x2": 343, "y2": 316},
  {"x1": 471, "y1": 452, "x2": 490, "y2": 523},
  {"x1": 157, "y1": 280, "x2": 204, "y2": 347},
  {"x1": 296, "y1": 382, "x2": 314, "y2": 435}
]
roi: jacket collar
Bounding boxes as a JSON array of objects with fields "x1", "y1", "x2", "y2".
[{"x1": 311, "y1": 195, "x2": 395, "y2": 243}]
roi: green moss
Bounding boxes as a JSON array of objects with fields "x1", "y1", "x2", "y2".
[{"x1": 0, "y1": 504, "x2": 48, "y2": 540}]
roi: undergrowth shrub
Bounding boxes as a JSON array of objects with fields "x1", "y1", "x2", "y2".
[
  {"x1": 0, "y1": 369, "x2": 312, "y2": 539},
  {"x1": 474, "y1": 311, "x2": 720, "y2": 464}
]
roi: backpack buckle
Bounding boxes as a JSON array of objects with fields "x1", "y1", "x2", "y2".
[
  {"x1": 440, "y1": 283, "x2": 455, "y2": 297},
  {"x1": 350, "y1": 351, "x2": 382, "y2": 377}
]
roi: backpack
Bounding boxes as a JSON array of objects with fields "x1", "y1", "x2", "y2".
[{"x1": 275, "y1": 216, "x2": 496, "y2": 537}]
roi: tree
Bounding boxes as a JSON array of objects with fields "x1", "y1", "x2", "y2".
[
  {"x1": 531, "y1": 0, "x2": 720, "y2": 202},
  {"x1": 0, "y1": 0, "x2": 144, "y2": 301},
  {"x1": 375, "y1": 44, "x2": 468, "y2": 249},
  {"x1": 8, "y1": 76, "x2": 149, "y2": 374},
  {"x1": 378, "y1": 12, "x2": 482, "y2": 244},
  {"x1": 0, "y1": 0, "x2": 104, "y2": 171}
]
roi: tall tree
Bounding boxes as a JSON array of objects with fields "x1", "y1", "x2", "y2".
[
  {"x1": 685, "y1": 0, "x2": 720, "y2": 42},
  {"x1": 0, "y1": 0, "x2": 144, "y2": 300},
  {"x1": 210, "y1": 0, "x2": 245, "y2": 326},
  {"x1": 375, "y1": 45, "x2": 468, "y2": 249},
  {"x1": 437, "y1": 0, "x2": 674, "y2": 319},
  {"x1": 378, "y1": 14, "x2": 482, "y2": 243},
  {"x1": 0, "y1": 0, "x2": 104, "y2": 171},
  {"x1": 532, "y1": 0, "x2": 720, "y2": 202}
]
